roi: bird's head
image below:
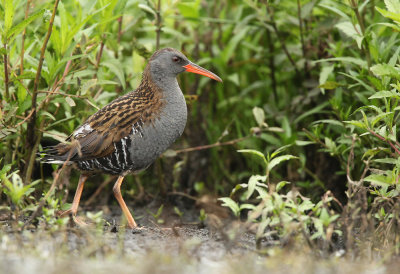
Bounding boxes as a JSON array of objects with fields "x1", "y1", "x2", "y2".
[{"x1": 149, "y1": 48, "x2": 222, "y2": 82}]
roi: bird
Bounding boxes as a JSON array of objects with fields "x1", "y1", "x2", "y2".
[{"x1": 42, "y1": 48, "x2": 222, "y2": 228}]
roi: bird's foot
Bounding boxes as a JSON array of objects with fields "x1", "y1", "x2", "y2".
[
  {"x1": 130, "y1": 226, "x2": 146, "y2": 234},
  {"x1": 57, "y1": 208, "x2": 74, "y2": 218},
  {"x1": 57, "y1": 209, "x2": 89, "y2": 227},
  {"x1": 71, "y1": 215, "x2": 89, "y2": 227}
]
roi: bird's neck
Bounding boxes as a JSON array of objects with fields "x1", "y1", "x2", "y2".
[
  {"x1": 138, "y1": 65, "x2": 183, "y2": 104},
  {"x1": 136, "y1": 64, "x2": 187, "y2": 134}
]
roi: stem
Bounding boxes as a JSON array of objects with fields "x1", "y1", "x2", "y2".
[
  {"x1": 266, "y1": 29, "x2": 277, "y2": 103},
  {"x1": 24, "y1": 126, "x2": 43, "y2": 186},
  {"x1": 24, "y1": 0, "x2": 60, "y2": 183},
  {"x1": 167, "y1": 191, "x2": 198, "y2": 201},
  {"x1": 173, "y1": 136, "x2": 249, "y2": 154},
  {"x1": 93, "y1": 35, "x2": 106, "y2": 82},
  {"x1": 115, "y1": 16, "x2": 123, "y2": 58},
  {"x1": 368, "y1": 129, "x2": 400, "y2": 155},
  {"x1": 22, "y1": 148, "x2": 73, "y2": 230},
  {"x1": 350, "y1": 0, "x2": 371, "y2": 70},
  {"x1": 3, "y1": 44, "x2": 9, "y2": 99},
  {"x1": 96, "y1": 36, "x2": 105, "y2": 69},
  {"x1": 117, "y1": 16, "x2": 123, "y2": 44},
  {"x1": 37, "y1": 90, "x2": 87, "y2": 98},
  {"x1": 346, "y1": 135, "x2": 356, "y2": 185},
  {"x1": 266, "y1": 5, "x2": 300, "y2": 75},
  {"x1": 20, "y1": 0, "x2": 32, "y2": 75},
  {"x1": 297, "y1": 0, "x2": 307, "y2": 72},
  {"x1": 302, "y1": 128, "x2": 347, "y2": 167},
  {"x1": 155, "y1": 0, "x2": 162, "y2": 50}
]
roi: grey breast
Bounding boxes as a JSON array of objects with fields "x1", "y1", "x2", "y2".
[{"x1": 127, "y1": 84, "x2": 188, "y2": 172}]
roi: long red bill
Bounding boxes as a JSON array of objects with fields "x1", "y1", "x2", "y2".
[{"x1": 183, "y1": 62, "x2": 222, "y2": 82}]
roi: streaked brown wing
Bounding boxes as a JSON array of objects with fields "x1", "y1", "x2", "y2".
[{"x1": 54, "y1": 81, "x2": 164, "y2": 161}]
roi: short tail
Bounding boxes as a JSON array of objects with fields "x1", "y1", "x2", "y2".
[{"x1": 39, "y1": 143, "x2": 79, "y2": 164}]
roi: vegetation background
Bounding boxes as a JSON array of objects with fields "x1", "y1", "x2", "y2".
[{"x1": 1, "y1": 0, "x2": 400, "y2": 263}]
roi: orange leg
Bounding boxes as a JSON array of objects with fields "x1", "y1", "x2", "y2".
[
  {"x1": 59, "y1": 174, "x2": 88, "y2": 226},
  {"x1": 113, "y1": 176, "x2": 137, "y2": 228}
]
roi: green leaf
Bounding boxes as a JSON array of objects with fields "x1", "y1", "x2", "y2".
[
  {"x1": 324, "y1": 137, "x2": 336, "y2": 152},
  {"x1": 156, "y1": 204, "x2": 164, "y2": 217},
  {"x1": 319, "y1": 208, "x2": 330, "y2": 227},
  {"x1": 102, "y1": 59, "x2": 126, "y2": 90},
  {"x1": 7, "y1": 9, "x2": 45, "y2": 39},
  {"x1": 319, "y1": 65, "x2": 334, "y2": 94},
  {"x1": 239, "y1": 204, "x2": 256, "y2": 211},
  {"x1": 15, "y1": 81, "x2": 27, "y2": 103},
  {"x1": 371, "y1": 112, "x2": 393, "y2": 127},
  {"x1": 80, "y1": 79, "x2": 98, "y2": 95},
  {"x1": 218, "y1": 197, "x2": 240, "y2": 217},
  {"x1": 230, "y1": 184, "x2": 245, "y2": 197},
  {"x1": 344, "y1": 120, "x2": 367, "y2": 129},
  {"x1": 353, "y1": 105, "x2": 383, "y2": 115},
  {"x1": 227, "y1": 73, "x2": 240, "y2": 86},
  {"x1": 138, "y1": 3, "x2": 156, "y2": 19},
  {"x1": 363, "y1": 148, "x2": 390, "y2": 159},
  {"x1": 40, "y1": 111, "x2": 56, "y2": 121},
  {"x1": 163, "y1": 149, "x2": 177, "y2": 158},
  {"x1": 361, "y1": 110, "x2": 369, "y2": 128},
  {"x1": 246, "y1": 175, "x2": 267, "y2": 199},
  {"x1": 364, "y1": 173, "x2": 394, "y2": 187},
  {"x1": 221, "y1": 27, "x2": 248, "y2": 63},
  {"x1": 377, "y1": 22, "x2": 400, "y2": 32},
  {"x1": 267, "y1": 155, "x2": 298, "y2": 172},
  {"x1": 252, "y1": 107, "x2": 265, "y2": 127},
  {"x1": 319, "y1": 4, "x2": 350, "y2": 20},
  {"x1": 335, "y1": 21, "x2": 363, "y2": 48},
  {"x1": 0, "y1": 164, "x2": 12, "y2": 177},
  {"x1": 385, "y1": 0, "x2": 400, "y2": 14},
  {"x1": 298, "y1": 200, "x2": 314, "y2": 212},
  {"x1": 318, "y1": 81, "x2": 341, "y2": 90},
  {"x1": 339, "y1": 72, "x2": 375, "y2": 93},
  {"x1": 271, "y1": 145, "x2": 292, "y2": 159},
  {"x1": 65, "y1": 97, "x2": 76, "y2": 107},
  {"x1": 295, "y1": 140, "x2": 314, "y2": 146},
  {"x1": 59, "y1": 1, "x2": 68, "y2": 52},
  {"x1": 238, "y1": 149, "x2": 267, "y2": 166},
  {"x1": 370, "y1": 64, "x2": 400, "y2": 79},
  {"x1": 314, "y1": 57, "x2": 368, "y2": 69},
  {"x1": 254, "y1": 186, "x2": 268, "y2": 199},
  {"x1": 294, "y1": 101, "x2": 329, "y2": 124},
  {"x1": 301, "y1": 0, "x2": 317, "y2": 19},
  {"x1": 376, "y1": 6, "x2": 400, "y2": 23},
  {"x1": 369, "y1": 90, "x2": 400, "y2": 99},
  {"x1": 311, "y1": 119, "x2": 344, "y2": 127},
  {"x1": 373, "y1": 158, "x2": 398, "y2": 164},
  {"x1": 177, "y1": 0, "x2": 200, "y2": 18},
  {"x1": 276, "y1": 181, "x2": 290, "y2": 192},
  {"x1": 389, "y1": 46, "x2": 400, "y2": 66},
  {"x1": 4, "y1": 0, "x2": 15, "y2": 37}
]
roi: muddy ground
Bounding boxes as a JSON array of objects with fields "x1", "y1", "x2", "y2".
[{"x1": 0, "y1": 201, "x2": 397, "y2": 274}]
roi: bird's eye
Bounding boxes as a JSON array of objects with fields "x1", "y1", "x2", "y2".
[{"x1": 172, "y1": 56, "x2": 181, "y2": 62}]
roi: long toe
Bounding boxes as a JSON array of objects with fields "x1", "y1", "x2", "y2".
[
  {"x1": 58, "y1": 210, "x2": 89, "y2": 227},
  {"x1": 57, "y1": 209, "x2": 74, "y2": 218},
  {"x1": 130, "y1": 226, "x2": 147, "y2": 234},
  {"x1": 72, "y1": 216, "x2": 89, "y2": 227}
]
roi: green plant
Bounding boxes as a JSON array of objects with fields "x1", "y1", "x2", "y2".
[
  {"x1": 220, "y1": 142, "x2": 340, "y2": 247},
  {"x1": 148, "y1": 204, "x2": 164, "y2": 224},
  {"x1": 0, "y1": 164, "x2": 38, "y2": 226}
]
